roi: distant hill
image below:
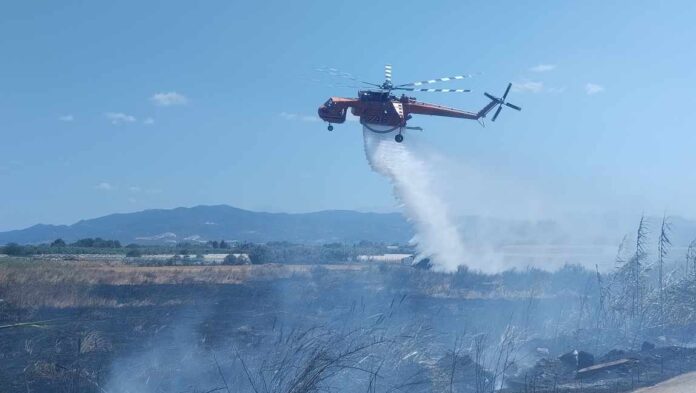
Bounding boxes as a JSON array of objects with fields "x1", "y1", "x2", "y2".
[
  {"x1": 2, "y1": 205, "x2": 696, "y2": 253},
  {"x1": 0, "y1": 205, "x2": 413, "y2": 245}
]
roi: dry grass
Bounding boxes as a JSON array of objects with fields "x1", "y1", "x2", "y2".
[
  {"x1": 0, "y1": 257, "x2": 366, "y2": 309},
  {"x1": 0, "y1": 258, "x2": 364, "y2": 285},
  {"x1": 80, "y1": 331, "x2": 112, "y2": 354}
]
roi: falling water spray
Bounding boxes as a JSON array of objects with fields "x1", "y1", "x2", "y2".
[{"x1": 363, "y1": 126, "x2": 466, "y2": 272}]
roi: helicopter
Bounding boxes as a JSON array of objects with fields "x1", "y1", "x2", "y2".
[{"x1": 317, "y1": 64, "x2": 521, "y2": 143}]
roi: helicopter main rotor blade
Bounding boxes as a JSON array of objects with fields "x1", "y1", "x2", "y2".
[
  {"x1": 394, "y1": 88, "x2": 471, "y2": 93},
  {"x1": 396, "y1": 74, "x2": 474, "y2": 87},
  {"x1": 502, "y1": 83, "x2": 512, "y2": 100},
  {"x1": 326, "y1": 84, "x2": 380, "y2": 89},
  {"x1": 505, "y1": 102, "x2": 522, "y2": 111},
  {"x1": 315, "y1": 67, "x2": 382, "y2": 88},
  {"x1": 491, "y1": 105, "x2": 503, "y2": 122},
  {"x1": 484, "y1": 92, "x2": 499, "y2": 101},
  {"x1": 385, "y1": 64, "x2": 392, "y2": 82}
]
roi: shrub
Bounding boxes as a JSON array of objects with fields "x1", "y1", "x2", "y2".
[
  {"x1": 2, "y1": 243, "x2": 31, "y2": 256},
  {"x1": 224, "y1": 253, "x2": 249, "y2": 265},
  {"x1": 50, "y1": 238, "x2": 66, "y2": 248},
  {"x1": 71, "y1": 237, "x2": 121, "y2": 248},
  {"x1": 126, "y1": 249, "x2": 142, "y2": 258}
]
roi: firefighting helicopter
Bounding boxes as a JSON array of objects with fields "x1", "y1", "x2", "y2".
[{"x1": 317, "y1": 64, "x2": 521, "y2": 143}]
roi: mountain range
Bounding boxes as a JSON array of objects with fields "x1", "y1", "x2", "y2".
[
  {"x1": 0, "y1": 205, "x2": 412, "y2": 245},
  {"x1": 3, "y1": 205, "x2": 696, "y2": 251}
]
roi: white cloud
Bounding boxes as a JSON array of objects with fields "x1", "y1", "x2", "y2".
[
  {"x1": 530, "y1": 64, "x2": 556, "y2": 72},
  {"x1": 129, "y1": 186, "x2": 141, "y2": 193},
  {"x1": 96, "y1": 182, "x2": 114, "y2": 191},
  {"x1": 512, "y1": 81, "x2": 545, "y2": 93},
  {"x1": 105, "y1": 112, "x2": 136, "y2": 125},
  {"x1": 511, "y1": 81, "x2": 565, "y2": 94},
  {"x1": 585, "y1": 83, "x2": 605, "y2": 95},
  {"x1": 58, "y1": 114, "x2": 74, "y2": 122},
  {"x1": 280, "y1": 112, "x2": 298, "y2": 120},
  {"x1": 143, "y1": 117, "x2": 155, "y2": 125},
  {"x1": 280, "y1": 112, "x2": 321, "y2": 122},
  {"x1": 150, "y1": 92, "x2": 188, "y2": 106}
]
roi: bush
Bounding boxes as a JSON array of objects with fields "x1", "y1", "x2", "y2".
[
  {"x1": 2, "y1": 243, "x2": 32, "y2": 256},
  {"x1": 50, "y1": 238, "x2": 66, "y2": 248},
  {"x1": 224, "y1": 253, "x2": 250, "y2": 265},
  {"x1": 126, "y1": 249, "x2": 142, "y2": 258},
  {"x1": 248, "y1": 245, "x2": 270, "y2": 264},
  {"x1": 71, "y1": 238, "x2": 121, "y2": 248}
]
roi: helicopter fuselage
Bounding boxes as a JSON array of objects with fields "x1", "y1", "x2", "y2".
[{"x1": 318, "y1": 90, "x2": 498, "y2": 130}]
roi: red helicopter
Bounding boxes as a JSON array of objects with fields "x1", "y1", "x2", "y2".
[{"x1": 317, "y1": 65, "x2": 521, "y2": 142}]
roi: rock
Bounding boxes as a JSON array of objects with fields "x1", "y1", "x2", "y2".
[
  {"x1": 577, "y1": 351, "x2": 595, "y2": 368},
  {"x1": 641, "y1": 341, "x2": 656, "y2": 351},
  {"x1": 559, "y1": 350, "x2": 594, "y2": 370},
  {"x1": 559, "y1": 351, "x2": 576, "y2": 367}
]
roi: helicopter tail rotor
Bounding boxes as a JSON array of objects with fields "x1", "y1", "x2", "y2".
[{"x1": 485, "y1": 83, "x2": 522, "y2": 122}]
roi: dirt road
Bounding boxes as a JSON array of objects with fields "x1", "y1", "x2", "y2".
[{"x1": 633, "y1": 371, "x2": 696, "y2": 393}]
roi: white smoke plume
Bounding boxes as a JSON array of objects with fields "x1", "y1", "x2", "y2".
[{"x1": 363, "y1": 126, "x2": 466, "y2": 272}]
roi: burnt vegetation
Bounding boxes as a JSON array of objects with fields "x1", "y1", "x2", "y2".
[{"x1": 2, "y1": 217, "x2": 696, "y2": 393}]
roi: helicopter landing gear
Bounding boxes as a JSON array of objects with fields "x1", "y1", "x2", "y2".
[
  {"x1": 327, "y1": 124, "x2": 334, "y2": 131},
  {"x1": 395, "y1": 133, "x2": 404, "y2": 143}
]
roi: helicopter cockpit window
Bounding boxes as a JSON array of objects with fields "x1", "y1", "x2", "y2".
[{"x1": 324, "y1": 99, "x2": 334, "y2": 108}]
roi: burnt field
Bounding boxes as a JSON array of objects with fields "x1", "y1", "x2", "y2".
[{"x1": 2, "y1": 258, "x2": 696, "y2": 393}]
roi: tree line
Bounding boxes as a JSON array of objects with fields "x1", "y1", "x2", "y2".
[{"x1": 0, "y1": 238, "x2": 412, "y2": 265}]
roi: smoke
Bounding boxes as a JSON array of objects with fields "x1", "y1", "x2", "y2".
[
  {"x1": 363, "y1": 126, "x2": 468, "y2": 272},
  {"x1": 361, "y1": 125, "x2": 628, "y2": 273},
  {"x1": 103, "y1": 307, "x2": 222, "y2": 393}
]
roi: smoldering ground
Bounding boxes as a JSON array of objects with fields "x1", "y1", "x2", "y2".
[
  {"x1": 97, "y1": 267, "x2": 585, "y2": 393},
  {"x1": 5, "y1": 255, "x2": 696, "y2": 393}
]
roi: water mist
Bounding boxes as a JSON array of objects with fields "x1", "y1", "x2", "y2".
[{"x1": 363, "y1": 126, "x2": 466, "y2": 272}]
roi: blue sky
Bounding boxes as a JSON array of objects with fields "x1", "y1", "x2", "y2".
[{"x1": 1, "y1": 1, "x2": 696, "y2": 231}]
